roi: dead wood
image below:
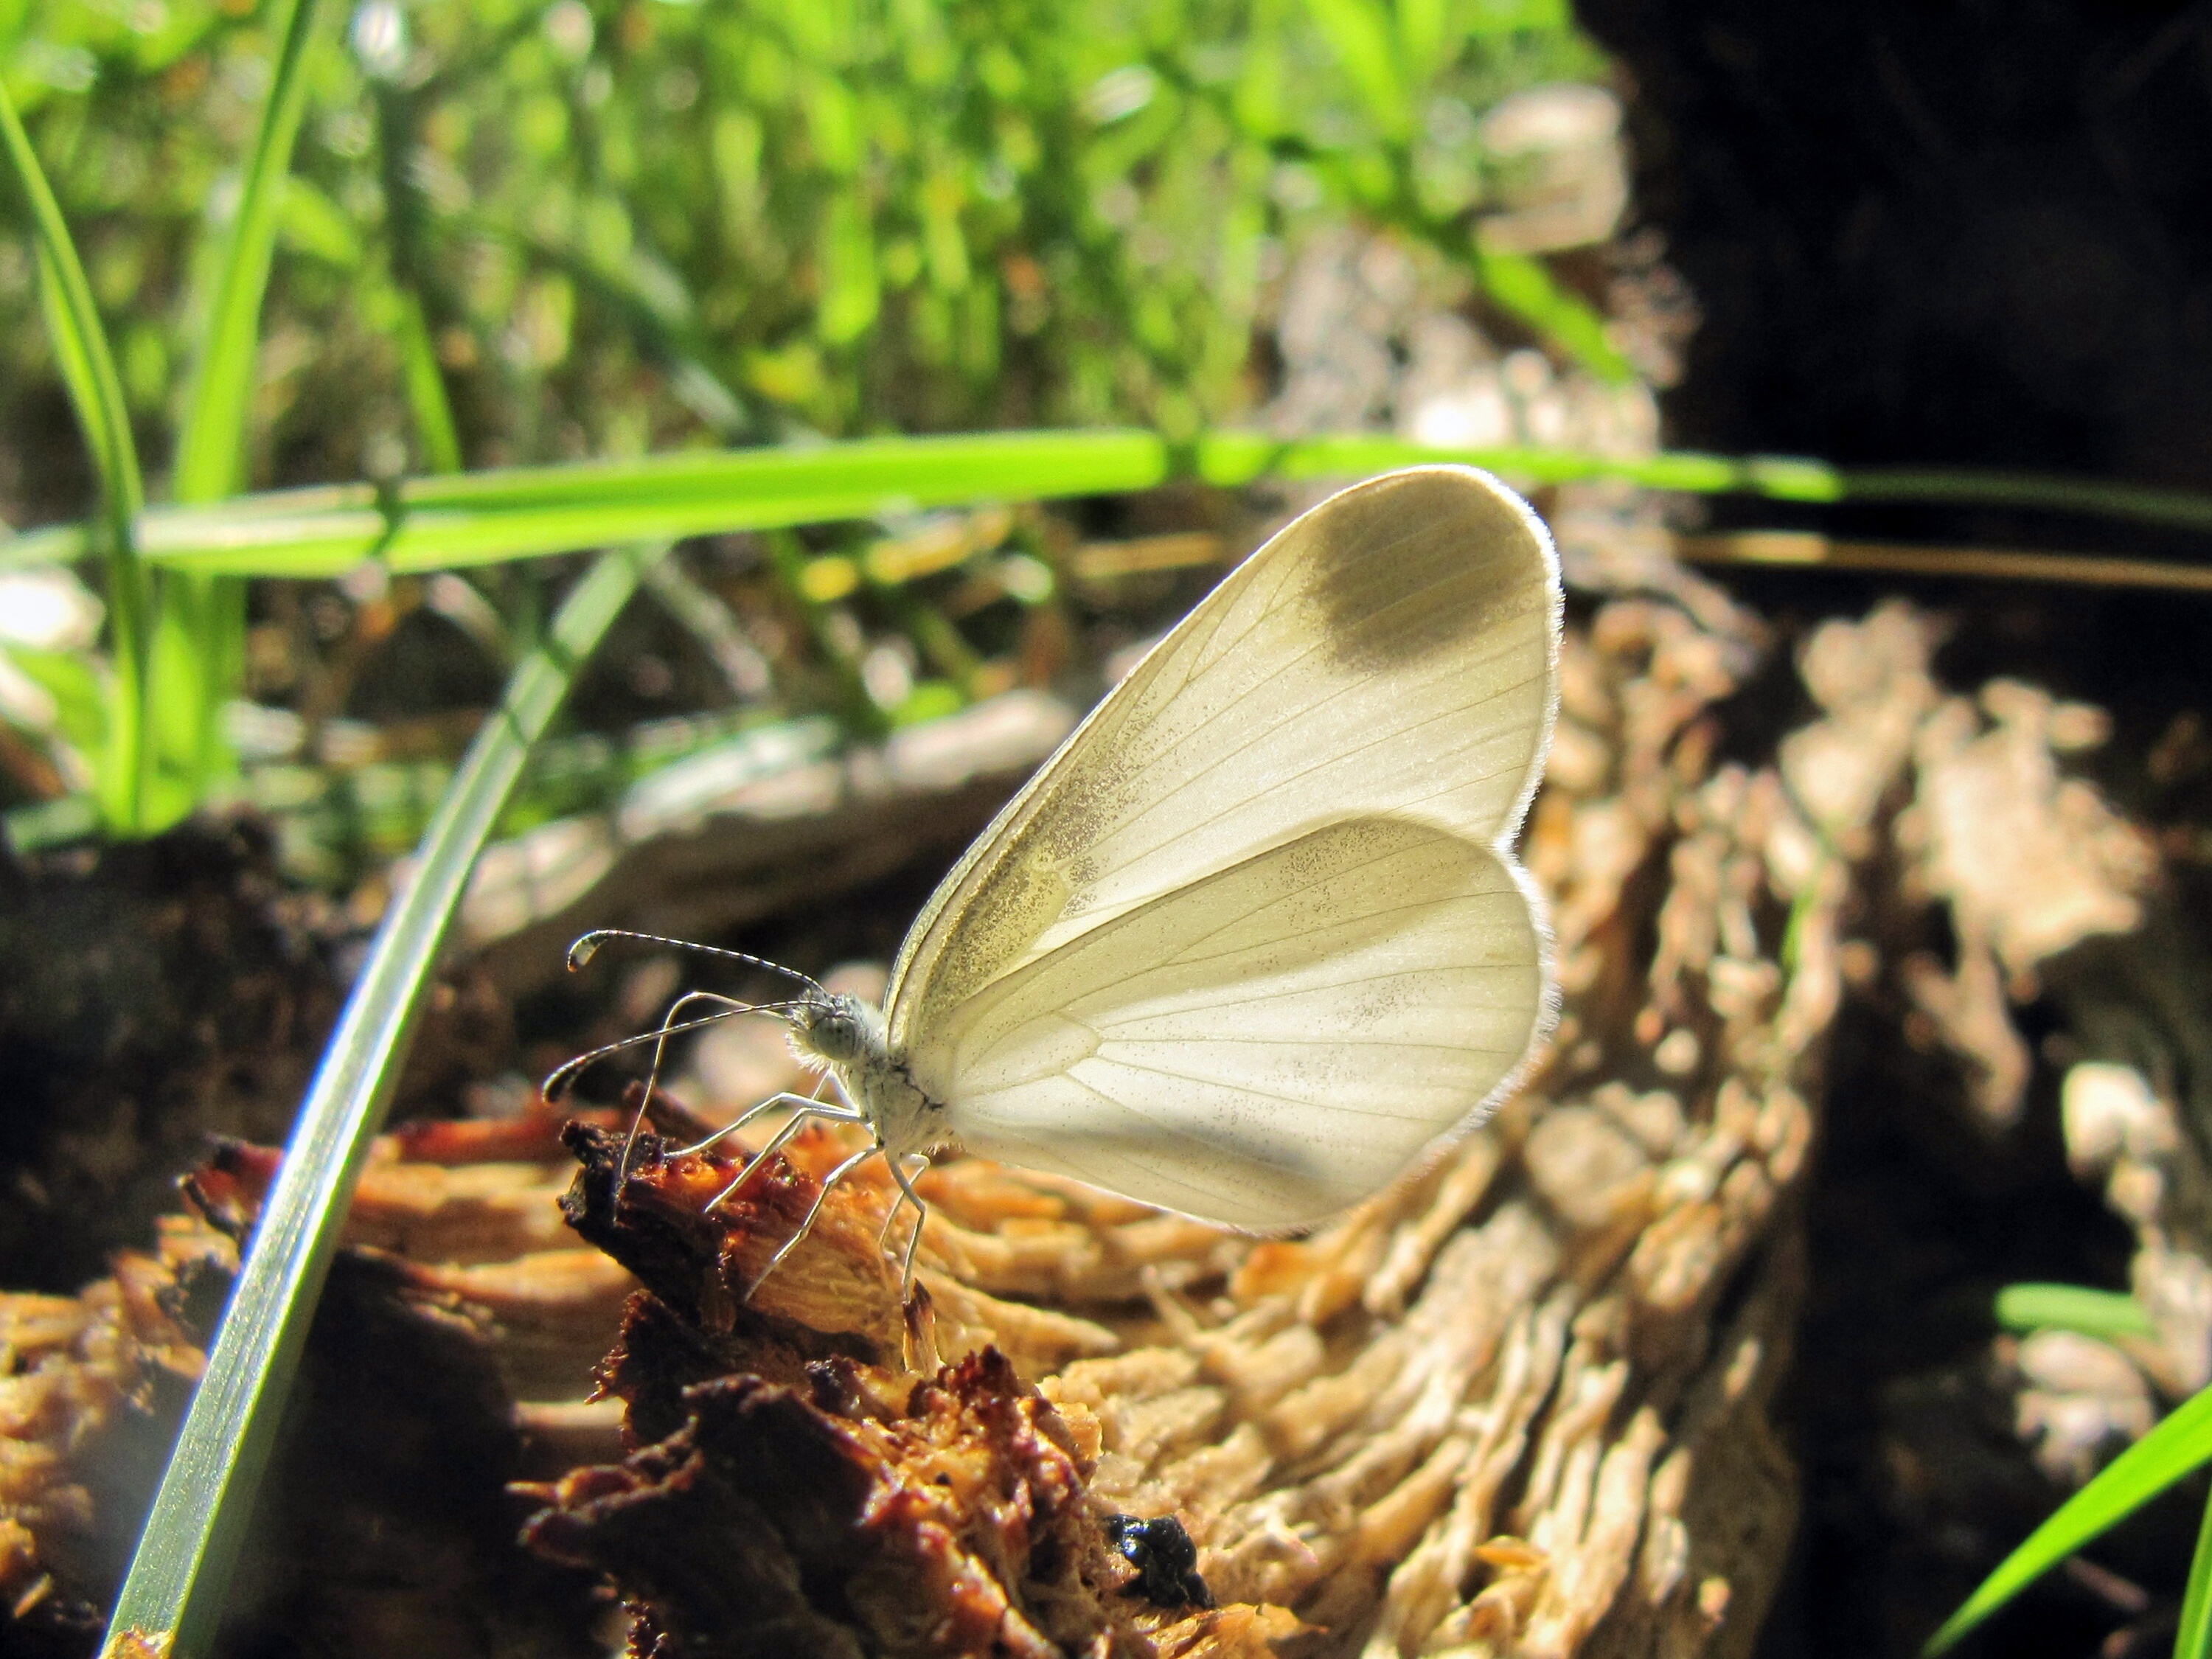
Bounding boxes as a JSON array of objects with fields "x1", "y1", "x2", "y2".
[
  {"x1": 493, "y1": 583, "x2": 1854, "y2": 1659},
  {"x1": 0, "y1": 575, "x2": 2174, "y2": 1658}
]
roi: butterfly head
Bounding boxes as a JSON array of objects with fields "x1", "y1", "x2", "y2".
[{"x1": 788, "y1": 991, "x2": 888, "y2": 1071}]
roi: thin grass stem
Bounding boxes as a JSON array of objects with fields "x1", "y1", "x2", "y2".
[
  {"x1": 6, "y1": 432, "x2": 2212, "y2": 582},
  {"x1": 153, "y1": 0, "x2": 329, "y2": 825},
  {"x1": 0, "y1": 77, "x2": 150, "y2": 831}
]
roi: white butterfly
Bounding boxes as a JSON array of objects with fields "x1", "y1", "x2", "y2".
[{"x1": 556, "y1": 466, "x2": 1562, "y2": 1298}]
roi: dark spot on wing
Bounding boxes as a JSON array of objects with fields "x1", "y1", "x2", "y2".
[{"x1": 1307, "y1": 470, "x2": 1548, "y2": 675}]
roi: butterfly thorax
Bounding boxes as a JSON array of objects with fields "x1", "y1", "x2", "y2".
[{"x1": 788, "y1": 992, "x2": 945, "y2": 1160}]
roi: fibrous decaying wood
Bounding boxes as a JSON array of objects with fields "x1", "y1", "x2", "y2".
[
  {"x1": 518, "y1": 1161, "x2": 1273, "y2": 1659},
  {"x1": 0, "y1": 573, "x2": 2165, "y2": 1659},
  {"x1": 0, "y1": 1117, "x2": 619, "y2": 1659},
  {"x1": 528, "y1": 1117, "x2": 1287, "y2": 1659},
  {"x1": 0, "y1": 1217, "x2": 216, "y2": 1655},
  {"x1": 503, "y1": 580, "x2": 1851, "y2": 1659},
  {"x1": 1806, "y1": 608, "x2": 2202, "y2": 1524}
]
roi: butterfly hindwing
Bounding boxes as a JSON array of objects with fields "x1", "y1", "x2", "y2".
[{"x1": 920, "y1": 816, "x2": 1543, "y2": 1228}]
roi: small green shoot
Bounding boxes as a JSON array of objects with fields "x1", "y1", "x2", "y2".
[
  {"x1": 1995, "y1": 1283, "x2": 2157, "y2": 1345},
  {"x1": 1927, "y1": 1381, "x2": 2212, "y2": 1655}
]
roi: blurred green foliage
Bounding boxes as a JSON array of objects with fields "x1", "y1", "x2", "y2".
[
  {"x1": 0, "y1": 0, "x2": 1610, "y2": 870},
  {"x1": 0, "y1": 0, "x2": 1601, "y2": 498}
]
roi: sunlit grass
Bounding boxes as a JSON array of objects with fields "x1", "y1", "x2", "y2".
[
  {"x1": 0, "y1": 74, "x2": 150, "y2": 832},
  {"x1": 1927, "y1": 1374, "x2": 2212, "y2": 1656}
]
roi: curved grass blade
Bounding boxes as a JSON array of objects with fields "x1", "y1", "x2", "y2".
[
  {"x1": 1994, "y1": 1283, "x2": 2157, "y2": 1343},
  {"x1": 99, "y1": 543, "x2": 664, "y2": 1659},
  {"x1": 2177, "y1": 1486, "x2": 2212, "y2": 1659},
  {"x1": 155, "y1": 0, "x2": 328, "y2": 827},
  {"x1": 1675, "y1": 532, "x2": 2212, "y2": 594},
  {"x1": 0, "y1": 76, "x2": 150, "y2": 831},
  {"x1": 1472, "y1": 247, "x2": 1635, "y2": 383},
  {"x1": 392, "y1": 284, "x2": 463, "y2": 473},
  {"x1": 502, "y1": 219, "x2": 760, "y2": 441},
  {"x1": 39, "y1": 429, "x2": 1175, "y2": 575},
  {"x1": 1303, "y1": 0, "x2": 1411, "y2": 140},
  {"x1": 9, "y1": 431, "x2": 2212, "y2": 580},
  {"x1": 1924, "y1": 1382, "x2": 2212, "y2": 1655}
]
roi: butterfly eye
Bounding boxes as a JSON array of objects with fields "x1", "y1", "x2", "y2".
[{"x1": 798, "y1": 997, "x2": 870, "y2": 1064}]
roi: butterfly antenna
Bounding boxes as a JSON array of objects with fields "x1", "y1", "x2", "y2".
[
  {"x1": 614, "y1": 989, "x2": 811, "y2": 1178},
  {"x1": 542, "y1": 998, "x2": 806, "y2": 1106},
  {"x1": 566, "y1": 929, "x2": 830, "y2": 1000},
  {"x1": 545, "y1": 993, "x2": 810, "y2": 1184}
]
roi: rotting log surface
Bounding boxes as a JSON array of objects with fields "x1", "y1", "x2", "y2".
[
  {"x1": 0, "y1": 1195, "x2": 603, "y2": 1659},
  {"x1": 512, "y1": 582, "x2": 1860, "y2": 1659},
  {"x1": 0, "y1": 580, "x2": 2163, "y2": 1658}
]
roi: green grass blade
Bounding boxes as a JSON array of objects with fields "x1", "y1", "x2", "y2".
[
  {"x1": 153, "y1": 0, "x2": 327, "y2": 828},
  {"x1": 143, "y1": 589, "x2": 235, "y2": 830},
  {"x1": 1394, "y1": 0, "x2": 1449, "y2": 86},
  {"x1": 0, "y1": 99, "x2": 144, "y2": 526},
  {"x1": 502, "y1": 223, "x2": 757, "y2": 439},
  {"x1": 99, "y1": 544, "x2": 662, "y2": 1659},
  {"x1": 0, "y1": 74, "x2": 150, "y2": 832},
  {"x1": 1473, "y1": 246, "x2": 1636, "y2": 383},
  {"x1": 1191, "y1": 434, "x2": 1847, "y2": 497},
  {"x1": 1994, "y1": 1283, "x2": 2157, "y2": 1343},
  {"x1": 392, "y1": 284, "x2": 463, "y2": 473},
  {"x1": 130, "y1": 429, "x2": 1174, "y2": 574},
  {"x1": 2176, "y1": 1484, "x2": 2212, "y2": 1659},
  {"x1": 9, "y1": 431, "x2": 2212, "y2": 580},
  {"x1": 1303, "y1": 0, "x2": 1411, "y2": 138},
  {"x1": 173, "y1": 0, "x2": 324, "y2": 501},
  {"x1": 1837, "y1": 465, "x2": 2212, "y2": 527},
  {"x1": 1925, "y1": 1382, "x2": 2212, "y2": 1655}
]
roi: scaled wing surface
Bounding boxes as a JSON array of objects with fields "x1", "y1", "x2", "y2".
[{"x1": 883, "y1": 467, "x2": 1562, "y2": 1225}]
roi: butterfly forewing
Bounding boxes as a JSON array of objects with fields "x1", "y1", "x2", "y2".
[{"x1": 884, "y1": 467, "x2": 1561, "y2": 1228}]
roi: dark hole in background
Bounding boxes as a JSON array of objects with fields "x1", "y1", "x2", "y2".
[{"x1": 1703, "y1": 568, "x2": 2208, "y2": 1655}]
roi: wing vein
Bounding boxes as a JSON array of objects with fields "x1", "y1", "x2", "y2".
[
  {"x1": 1082, "y1": 1055, "x2": 1451, "y2": 1121},
  {"x1": 1091, "y1": 647, "x2": 1544, "y2": 864}
]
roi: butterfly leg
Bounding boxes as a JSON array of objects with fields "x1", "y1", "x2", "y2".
[
  {"x1": 874, "y1": 1156, "x2": 922, "y2": 1251},
  {"x1": 742, "y1": 1142, "x2": 882, "y2": 1303},
  {"x1": 704, "y1": 1100, "x2": 865, "y2": 1211},
  {"x1": 674, "y1": 1089, "x2": 843, "y2": 1158},
  {"x1": 890, "y1": 1152, "x2": 933, "y2": 1301},
  {"x1": 632, "y1": 989, "x2": 752, "y2": 1155}
]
